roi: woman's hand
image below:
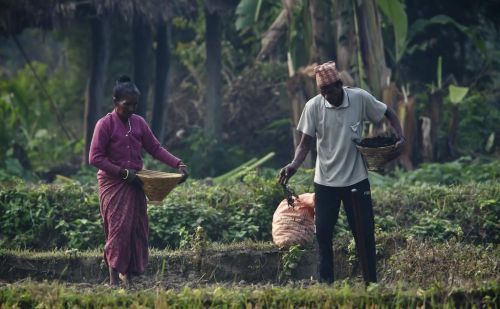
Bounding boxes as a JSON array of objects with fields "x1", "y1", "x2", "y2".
[
  {"x1": 120, "y1": 169, "x2": 143, "y2": 187},
  {"x1": 177, "y1": 162, "x2": 189, "y2": 184}
]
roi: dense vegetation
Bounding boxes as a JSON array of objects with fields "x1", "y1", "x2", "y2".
[
  {"x1": 1, "y1": 0, "x2": 499, "y2": 307},
  {"x1": 1, "y1": 0, "x2": 499, "y2": 178},
  {"x1": 1, "y1": 159, "x2": 498, "y2": 250}
]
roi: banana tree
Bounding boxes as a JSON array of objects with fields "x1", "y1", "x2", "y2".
[
  {"x1": 446, "y1": 84, "x2": 469, "y2": 158},
  {"x1": 356, "y1": 0, "x2": 391, "y2": 98},
  {"x1": 377, "y1": 0, "x2": 487, "y2": 73}
]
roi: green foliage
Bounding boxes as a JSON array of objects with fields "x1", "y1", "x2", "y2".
[
  {"x1": 288, "y1": 1, "x2": 313, "y2": 70},
  {"x1": 373, "y1": 181, "x2": 500, "y2": 243},
  {"x1": 0, "y1": 281, "x2": 497, "y2": 308},
  {"x1": 0, "y1": 61, "x2": 83, "y2": 175},
  {"x1": 448, "y1": 84, "x2": 469, "y2": 104},
  {"x1": 148, "y1": 170, "x2": 285, "y2": 248},
  {"x1": 1, "y1": 161, "x2": 499, "y2": 251},
  {"x1": 378, "y1": 0, "x2": 408, "y2": 62},
  {"x1": 409, "y1": 15, "x2": 488, "y2": 60},
  {"x1": 235, "y1": 0, "x2": 263, "y2": 33},
  {"x1": 453, "y1": 94, "x2": 500, "y2": 153},
  {"x1": 233, "y1": 0, "x2": 282, "y2": 45},
  {"x1": 0, "y1": 183, "x2": 102, "y2": 250},
  {"x1": 383, "y1": 239, "x2": 499, "y2": 287},
  {"x1": 391, "y1": 157, "x2": 500, "y2": 185},
  {"x1": 279, "y1": 245, "x2": 305, "y2": 282},
  {"x1": 171, "y1": 127, "x2": 250, "y2": 177}
]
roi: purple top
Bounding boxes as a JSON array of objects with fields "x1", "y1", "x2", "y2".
[{"x1": 89, "y1": 110, "x2": 181, "y2": 178}]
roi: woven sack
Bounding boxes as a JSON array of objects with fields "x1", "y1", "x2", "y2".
[
  {"x1": 136, "y1": 169, "x2": 182, "y2": 204},
  {"x1": 272, "y1": 193, "x2": 315, "y2": 248}
]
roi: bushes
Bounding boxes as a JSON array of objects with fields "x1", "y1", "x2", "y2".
[
  {"x1": 0, "y1": 167, "x2": 498, "y2": 250},
  {"x1": 0, "y1": 171, "x2": 288, "y2": 250},
  {"x1": 391, "y1": 157, "x2": 500, "y2": 185},
  {"x1": 372, "y1": 182, "x2": 500, "y2": 243},
  {"x1": 0, "y1": 183, "x2": 102, "y2": 250}
]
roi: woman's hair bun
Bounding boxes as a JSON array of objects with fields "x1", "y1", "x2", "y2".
[{"x1": 117, "y1": 75, "x2": 132, "y2": 84}]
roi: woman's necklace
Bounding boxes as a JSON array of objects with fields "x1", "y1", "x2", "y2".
[{"x1": 125, "y1": 118, "x2": 132, "y2": 136}]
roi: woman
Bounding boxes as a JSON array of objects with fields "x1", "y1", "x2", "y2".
[{"x1": 89, "y1": 76, "x2": 188, "y2": 287}]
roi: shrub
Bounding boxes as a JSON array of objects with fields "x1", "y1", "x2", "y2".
[{"x1": 0, "y1": 167, "x2": 498, "y2": 250}]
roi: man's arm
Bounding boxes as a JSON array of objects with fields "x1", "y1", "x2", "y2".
[
  {"x1": 384, "y1": 106, "x2": 406, "y2": 149},
  {"x1": 278, "y1": 132, "x2": 314, "y2": 185}
]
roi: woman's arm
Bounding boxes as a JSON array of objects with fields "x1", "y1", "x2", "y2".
[
  {"x1": 89, "y1": 119, "x2": 122, "y2": 177},
  {"x1": 141, "y1": 119, "x2": 182, "y2": 168}
]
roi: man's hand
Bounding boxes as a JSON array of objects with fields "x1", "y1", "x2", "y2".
[
  {"x1": 278, "y1": 162, "x2": 299, "y2": 185},
  {"x1": 278, "y1": 133, "x2": 312, "y2": 185},
  {"x1": 177, "y1": 163, "x2": 189, "y2": 184},
  {"x1": 385, "y1": 106, "x2": 405, "y2": 154},
  {"x1": 394, "y1": 134, "x2": 406, "y2": 153}
]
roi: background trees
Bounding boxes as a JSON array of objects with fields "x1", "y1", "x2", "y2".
[{"x1": 0, "y1": 0, "x2": 498, "y2": 179}]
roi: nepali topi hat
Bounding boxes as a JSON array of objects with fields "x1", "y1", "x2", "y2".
[{"x1": 315, "y1": 61, "x2": 341, "y2": 89}]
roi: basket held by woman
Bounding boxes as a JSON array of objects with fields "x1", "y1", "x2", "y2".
[
  {"x1": 137, "y1": 169, "x2": 183, "y2": 203},
  {"x1": 355, "y1": 136, "x2": 401, "y2": 171}
]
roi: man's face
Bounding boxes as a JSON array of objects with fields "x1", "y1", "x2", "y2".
[
  {"x1": 320, "y1": 80, "x2": 343, "y2": 106},
  {"x1": 115, "y1": 94, "x2": 138, "y2": 119}
]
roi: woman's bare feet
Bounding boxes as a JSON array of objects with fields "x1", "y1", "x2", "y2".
[
  {"x1": 120, "y1": 273, "x2": 132, "y2": 288},
  {"x1": 109, "y1": 267, "x2": 120, "y2": 286}
]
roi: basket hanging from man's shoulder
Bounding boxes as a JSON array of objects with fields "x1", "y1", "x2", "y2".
[{"x1": 355, "y1": 136, "x2": 401, "y2": 171}]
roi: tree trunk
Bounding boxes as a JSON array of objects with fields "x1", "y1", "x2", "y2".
[
  {"x1": 333, "y1": 0, "x2": 356, "y2": 72},
  {"x1": 420, "y1": 116, "x2": 433, "y2": 162},
  {"x1": 356, "y1": 0, "x2": 390, "y2": 98},
  {"x1": 429, "y1": 90, "x2": 444, "y2": 160},
  {"x1": 204, "y1": 8, "x2": 222, "y2": 140},
  {"x1": 257, "y1": 10, "x2": 287, "y2": 61},
  {"x1": 308, "y1": 0, "x2": 333, "y2": 63},
  {"x1": 447, "y1": 105, "x2": 460, "y2": 159},
  {"x1": 83, "y1": 16, "x2": 111, "y2": 165},
  {"x1": 256, "y1": 0, "x2": 300, "y2": 61},
  {"x1": 286, "y1": 64, "x2": 317, "y2": 168},
  {"x1": 398, "y1": 96, "x2": 416, "y2": 170},
  {"x1": 133, "y1": 15, "x2": 153, "y2": 119},
  {"x1": 151, "y1": 21, "x2": 170, "y2": 144}
]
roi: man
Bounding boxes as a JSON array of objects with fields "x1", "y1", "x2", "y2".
[{"x1": 278, "y1": 61, "x2": 405, "y2": 284}]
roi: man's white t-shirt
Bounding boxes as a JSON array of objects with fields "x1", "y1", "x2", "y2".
[{"x1": 297, "y1": 87, "x2": 387, "y2": 187}]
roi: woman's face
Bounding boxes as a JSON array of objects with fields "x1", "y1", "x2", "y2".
[{"x1": 115, "y1": 94, "x2": 138, "y2": 119}]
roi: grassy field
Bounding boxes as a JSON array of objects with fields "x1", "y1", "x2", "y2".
[{"x1": 0, "y1": 281, "x2": 498, "y2": 308}]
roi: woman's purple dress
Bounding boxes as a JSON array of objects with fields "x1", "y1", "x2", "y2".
[{"x1": 89, "y1": 110, "x2": 180, "y2": 275}]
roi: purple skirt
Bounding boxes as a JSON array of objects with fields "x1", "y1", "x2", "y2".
[{"x1": 98, "y1": 174, "x2": 148, "y2": 275}]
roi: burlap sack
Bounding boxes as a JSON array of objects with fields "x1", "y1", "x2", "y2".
[{"x1": 272, "y1": 193, "x2": 315, "y2": 248}]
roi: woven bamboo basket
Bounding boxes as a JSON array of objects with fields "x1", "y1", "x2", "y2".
[
  {"x1": 137, "y1": 169, "x2": 183, "y2": 204},
  {"x1": 355, "y1": 138, "x2": 401, "y2": 171}
]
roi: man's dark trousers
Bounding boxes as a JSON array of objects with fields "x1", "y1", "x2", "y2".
[{"x1": 314, "y1": 178, "x2": 377, "y2": 283}]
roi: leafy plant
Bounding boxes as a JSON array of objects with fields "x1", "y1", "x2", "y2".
[{"x1": 279, "y1": 244, "x2": 305, "y2": 282}]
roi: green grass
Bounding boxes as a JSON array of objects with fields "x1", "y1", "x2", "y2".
[{"x1": 0, "y1": 281, "x2": 498, "y2": 308}]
